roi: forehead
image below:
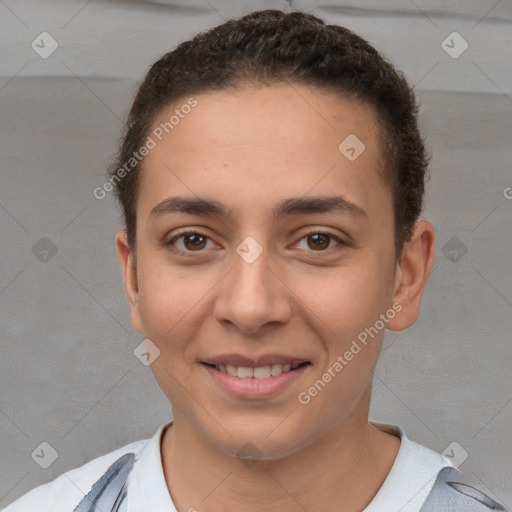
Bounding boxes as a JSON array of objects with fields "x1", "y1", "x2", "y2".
[{"x1": 136, "y1": 83, "x2": 391, "y2": 225}]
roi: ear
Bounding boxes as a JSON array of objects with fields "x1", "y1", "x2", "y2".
[
  {"x1": 386, "y1": 221, "x2": 435, "y2": 331},
  {"x1": 115, "y1": 230, "x2": 143, "y2": 333}
]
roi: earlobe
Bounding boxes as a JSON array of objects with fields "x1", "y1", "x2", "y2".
[
  {"x1": 387, "y1": 221, "x2": 435, "y2": 332},
  {"x1": 115, "y1": 231, "x2": 143, "y2": 333}
]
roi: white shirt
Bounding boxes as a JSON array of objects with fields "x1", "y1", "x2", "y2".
[{"x1": 2, "y1": 420, "x2": 454, "y2": 512}]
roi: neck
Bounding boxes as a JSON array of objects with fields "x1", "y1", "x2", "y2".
[{"x1": 160, "y1": 410, "x2": 400, "y2": 512}]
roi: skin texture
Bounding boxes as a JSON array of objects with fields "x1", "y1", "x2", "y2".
[{"x1": 116, "y1": 83, "x2": 435, "y2": 511}]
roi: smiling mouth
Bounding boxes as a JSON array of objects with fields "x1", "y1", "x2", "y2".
[{"x1": 202, "y1": 362, "x2": 311, "y2": 379}]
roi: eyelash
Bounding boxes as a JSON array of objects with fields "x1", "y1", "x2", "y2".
[{"x1": 164, "y1": 227, "x2": 346, "y2": 256}]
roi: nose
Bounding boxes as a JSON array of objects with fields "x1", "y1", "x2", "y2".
[{"x1": 213, "y1": 246, "x2": 293, "y2": 336}]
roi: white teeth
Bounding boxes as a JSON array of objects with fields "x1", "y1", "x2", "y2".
[
  {"x1": 253, "y1": 366, "x2": 271, "y2": 379},
  {"x1": 237, "y1": 366, "x2": 254, "y2": 379},
  {"x1": 214, "y1": 363, "x2": 303, "y2": 379},
  {"x1": 270, "y1": 363, "x2": 283, "y2": 376}
]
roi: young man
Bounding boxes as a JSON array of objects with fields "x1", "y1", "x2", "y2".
[{"x1": 4, "y1": 9, "x2": 508, "y2": 512}]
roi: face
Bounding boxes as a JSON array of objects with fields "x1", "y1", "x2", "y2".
[{"x1": 117, "y1": 83, "x2": 418, "y2": 460}]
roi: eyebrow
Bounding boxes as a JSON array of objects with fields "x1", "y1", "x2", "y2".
[{"x1": 149, "y1": 195, "x2": 369, "y2": 220}]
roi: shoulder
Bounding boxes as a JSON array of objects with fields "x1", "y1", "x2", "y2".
[
  {"x1": 385, "y1": 424, "x2": 509, "y2": 511},
  {"x1": 367, "y1": 422, "x2": 509, "y2": 512},
  {"x1": 2, "y1": 437, "x2": 149, "y2": 512},
  {"x1": 421, "y1": 465, "x2": 509, "y2": 512},
  {"x1": 366, "y1": 421, "x2": 453, "y2": 511}
]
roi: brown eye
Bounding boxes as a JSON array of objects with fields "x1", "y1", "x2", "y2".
[
  {"x1": 295, "y1": 230, "x2": 345, "y2": 252},
  {"x1": 182, "y1": 233, "x2": 207, "y2": 251},
  {"x1": 165, "y1": 230, "x2": 214, "y2": 253},
  {"x1": 307, "y1": 233, "x2": 331, "y2": 250}
]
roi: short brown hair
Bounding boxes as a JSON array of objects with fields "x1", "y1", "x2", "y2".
[{"x1": 108, "y1": 9, "x2": 429, "y2": 257}]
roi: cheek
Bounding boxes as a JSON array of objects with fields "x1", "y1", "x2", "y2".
[
  {"x1": 137, "y1": 262, "x2": 188, "y2": 341},
  {"x1": 136, "y1": 256, "x2": 215, "y2": 355},
  {"x1": 293, "y1": 268, "x2": 389, "y2": 421},
  {"x1": 295, "y1": 259, "x2": 391, "y2": 342}
]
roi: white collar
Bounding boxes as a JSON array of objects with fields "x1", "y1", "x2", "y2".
[
  {"x1": 126, "y1": 421, "x2": 176, "y2": 512},
  {"x1": 126, "y1": 420, "x2": 451, "y2": 512},
  {"x1": 364, "y1": 421, "x2": 452, "y2": 511}
]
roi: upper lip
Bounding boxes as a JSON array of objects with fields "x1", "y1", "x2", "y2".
[{"x1": 202, "y1": 354, "x2": 310, "y2": 367}]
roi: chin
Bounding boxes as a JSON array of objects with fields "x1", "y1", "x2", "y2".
[{"x1": 211, "y1": 419, "x2": 313, "y2": 463}]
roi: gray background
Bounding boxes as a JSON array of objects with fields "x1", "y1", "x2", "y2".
[{"x1": 1, "y1": 0, "x2": 511, "y2": 508}]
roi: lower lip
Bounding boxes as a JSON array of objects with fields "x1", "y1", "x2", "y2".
[{"x1": 202, "y1": 363, "x2": 310, "y2": 399}]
